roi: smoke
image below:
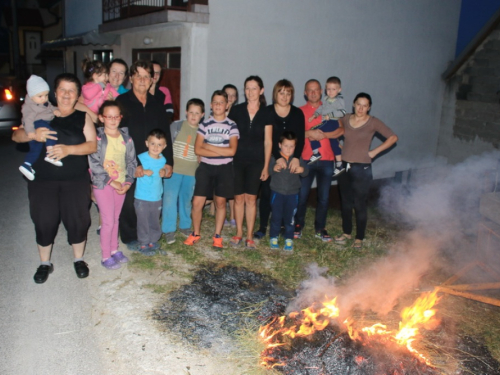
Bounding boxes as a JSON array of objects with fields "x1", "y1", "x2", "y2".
[{"x1": 289, "y1": 151, "x2": 500, "y2": 317}]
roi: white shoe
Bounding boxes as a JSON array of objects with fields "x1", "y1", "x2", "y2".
[
  {"x1": 333, "y1": 166, "x2": 345, "y2": 177},
  {"x1": 308, "y1": 154, "x2": 322, "y2": 164},
  {"x1": 19, "y1": 165, "x2": 35, "y2": 180},
  {"x1": 45, "y1": 157, "x2": 63, "y2": 167}
]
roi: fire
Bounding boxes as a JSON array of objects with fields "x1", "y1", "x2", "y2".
[{"x1": 259, "y1": 290, "x2": 441, "y2": 369}]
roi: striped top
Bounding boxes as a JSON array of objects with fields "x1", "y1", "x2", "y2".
[{"x1": 197, "y1": 116, "x2": 240, "y2": 165}]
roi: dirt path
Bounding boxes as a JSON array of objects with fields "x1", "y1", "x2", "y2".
[
  {"x1": 0, "y1": 139, "x2": 242, "y2": 375},
  {"x1": 86, "y1": 219, "x2": 243, "y2": 375}
]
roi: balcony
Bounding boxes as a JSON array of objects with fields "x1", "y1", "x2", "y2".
[{"x1": 100, "y1": 0, "x2": 208, "y2": 32}]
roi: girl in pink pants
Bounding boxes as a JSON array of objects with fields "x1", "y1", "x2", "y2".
[{"x1": 89, "y1": 101, "x2": 137, "y2": 269}]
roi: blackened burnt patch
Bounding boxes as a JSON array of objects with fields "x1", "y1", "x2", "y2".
[{"x1": 155, "y1": 264, "x2": 291, "y2": 350}]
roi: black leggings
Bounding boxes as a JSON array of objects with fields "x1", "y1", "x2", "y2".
[
  {"x1": 119, "y1": 182, "x2": 137, "y2": 244},
  {"x1": 28, "y1": 180, "x2": 91, "y2": 246},
  {"x1": 338, "y1": 162, "x2": 373, "y2": 240},
  {"x1": 257, "y1": 177, "x2": 271, "y2": 232}
]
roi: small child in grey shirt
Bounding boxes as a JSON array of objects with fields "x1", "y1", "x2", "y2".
[{"x1": 308, "y1": 76, "x2": 346, "y2": 177}]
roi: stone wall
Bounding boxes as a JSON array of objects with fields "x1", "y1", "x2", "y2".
[{"x1": 437, "y1": 25, "x2": 500, "y2": 163}]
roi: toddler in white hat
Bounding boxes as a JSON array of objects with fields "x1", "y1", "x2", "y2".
[{"x1": 19, "y1": 75, "x2": 60, "y2": 180}]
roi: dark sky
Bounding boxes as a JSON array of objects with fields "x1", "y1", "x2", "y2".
[{"x1": 455, "y1": 0, "x2": 500, "y2": 56}]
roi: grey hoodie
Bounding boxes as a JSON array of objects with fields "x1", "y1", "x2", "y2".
[
  {"x1": 269, "y1": 155, "x2": 309, "y2": 195},
  {"x1": 89, "y1": 127, "x2": 137, "y2": 189}
]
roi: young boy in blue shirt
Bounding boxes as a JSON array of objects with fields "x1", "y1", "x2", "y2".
[{"x1": 134, "y1": 129, "x2": 167, "y2": 254}]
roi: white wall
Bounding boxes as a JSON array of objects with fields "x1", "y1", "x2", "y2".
[
  {"x1": 65, "y1": 0, "x2": 102, "y2": 37},
  {"x1": 204, "y1": 0, "x2": 461, "y2": 178}
]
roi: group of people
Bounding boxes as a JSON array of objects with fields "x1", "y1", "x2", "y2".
[{"x1": 12, "y1": 57, "x2": 398, "y2": 284}]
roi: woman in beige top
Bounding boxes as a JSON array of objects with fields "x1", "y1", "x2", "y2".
[{"x1": 334, "y1": 93, "x2": 398, "y2": 248}]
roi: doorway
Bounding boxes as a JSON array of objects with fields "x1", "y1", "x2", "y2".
[{"x1": 133, "y1": 47, "x2": 181, "y2": 120}]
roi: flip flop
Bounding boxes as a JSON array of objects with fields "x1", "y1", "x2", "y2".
[
  {"x1": 352, "y1": 240, "x2": 363, "y2": 249},
  {"x1": 334, "y1": 234, "x2": 351, "y2": 244},
  {"x1": 245, "y1": 239, "x2": 257, "y2": 249},
  {"x1": 230, "y1": 236, "x2": 243, "y2": 247}
]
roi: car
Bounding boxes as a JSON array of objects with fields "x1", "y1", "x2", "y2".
[{"x1": 0, "y1": 84, "x2": 23, "y2": 136}]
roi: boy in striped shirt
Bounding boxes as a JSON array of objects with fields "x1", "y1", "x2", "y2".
[{"x1": 184, "y1": 90, "x2": 239, "y2": 249}]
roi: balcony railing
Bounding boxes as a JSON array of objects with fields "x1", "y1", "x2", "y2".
[{"x1": 102, "y1": 0, "x2": 208, "y2": 23}]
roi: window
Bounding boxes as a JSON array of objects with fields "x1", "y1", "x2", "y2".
[{"x1": 93, "y1": 50, "x2": 114, "y2": 64}]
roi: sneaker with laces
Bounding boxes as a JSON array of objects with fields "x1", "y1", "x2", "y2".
[
  {"x1": 332, "y1": 166, "x2": 345, "y2": 177},
  {"x1": 44, "y1": 156, "x2": 63, "y2": 167},
  {"x1": 212, "y1": 234, "x2": 223, "y2": 249},
  {"x1": 315, "y1": 229, "x2": 332, "y2": 242},
  {"x1": 308, "y1": 153, "x2": 322, "y2": 165},
  {"x1": 19, "y1": 163, "x2": 35, "y2": 180},
  {"x1": 293, "y1": 225, "x2": 302, "y2": 239},
  {"x1": 179, "y1": 228, "x2": 192, "y2": 237},
  {"x1": 284, "y1": 239, "x2": 294, "y2": 251},
  {"x1": 269, "y1": 237, "x2": 279, "y2": 250},
  {"x1": 164, "y1": 232, "x2": 176, "y2": 244},
  {"x1": 184, "y1": 232, "x2": 201, "y2": 245}
]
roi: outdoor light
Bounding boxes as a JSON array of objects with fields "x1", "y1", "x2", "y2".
[{"x1": 143, "y1": 37, "x2": 153, "y2": 45}]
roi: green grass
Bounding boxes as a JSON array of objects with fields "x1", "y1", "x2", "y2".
[{"x1": 130, "y1": 207, "x2": 396, "y2": 287}]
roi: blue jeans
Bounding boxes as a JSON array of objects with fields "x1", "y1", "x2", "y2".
[
  {"x1": 24, "y1": 119, "x2": 57, "y2": 165},
  {"x1": 309, "y1": 119, "x2": 341, "y2": 156},
  {"x1": 270, "y1": 191, "x2": 298, "y2": 240},
  {"x1": 162, "y1": 173, "x2": 195, "y2": 233},
  {"x1": 294, "y1": 160, "x2": 333, "y2": 231}
]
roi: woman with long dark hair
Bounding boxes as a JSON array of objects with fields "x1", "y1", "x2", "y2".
[
  {"x1": 335, "y1": 93, "x2": 398, "y2": 248},
  {"x1": 229, "y1": 76, "x2": 271, "y2": 248}
]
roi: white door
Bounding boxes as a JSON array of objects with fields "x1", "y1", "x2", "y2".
[{"x1": 25, "y1": 31, "x2": 42, "y2": 65}]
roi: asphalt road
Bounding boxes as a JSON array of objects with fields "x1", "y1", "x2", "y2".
[{"x1": 0, "y1": 136, "x2": 103, "y2": 374}]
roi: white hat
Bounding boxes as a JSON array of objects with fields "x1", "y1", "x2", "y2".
[{"x1": 27, "y1": 75, "x2": 50, "y2": 97}]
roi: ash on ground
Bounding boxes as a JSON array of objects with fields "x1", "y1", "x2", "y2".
[
  {"x1": 155, "y1": 264, "x2": 291, "y2": 353},
  {"x1": 156, "y1": 265, "x2": 500, "y2": 374},
  {"x1": 263, "y1": 329, "x2": 440, "y2": 375}
]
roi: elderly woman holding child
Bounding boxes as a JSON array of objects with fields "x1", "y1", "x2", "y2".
[{"x1": 13, "y1": 73, "x2": 97, "y2": 283}]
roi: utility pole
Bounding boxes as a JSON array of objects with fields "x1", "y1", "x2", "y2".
[{"x1": 10, "y1": 0, "x2": 20, "y2": 78}]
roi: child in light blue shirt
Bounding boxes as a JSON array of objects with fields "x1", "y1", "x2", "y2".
[{"x1": 134, "y1": 129, "x2": 167, "y2": 254}]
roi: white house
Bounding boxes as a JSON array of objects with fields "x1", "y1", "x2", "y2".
[{"x1": 45, "y1": 0, "x2": 462, "y2": 178}]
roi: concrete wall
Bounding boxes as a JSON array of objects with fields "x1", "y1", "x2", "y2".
[
  {"x1": 437, "y1": 25, "x2": 500, "y2": 164},
  {"x1": 205, "y1": 0, "x2": 461, "y2": 178},
  {"x1": 65, "y1": 0, "x2": 102, "y2": 37}
]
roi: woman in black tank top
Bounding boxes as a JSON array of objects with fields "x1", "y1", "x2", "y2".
[{"x1": 12, "y1": 73, "x2": 97, "y2": 284}]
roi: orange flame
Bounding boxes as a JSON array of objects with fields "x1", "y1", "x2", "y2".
[{"x1": 259, "y1": 290, "x2": 440, "y2": 369}]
